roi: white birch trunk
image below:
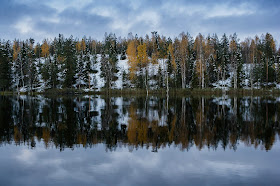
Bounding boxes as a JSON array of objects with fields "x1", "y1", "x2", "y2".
[
  {"x1": 181, "y1": 61, "x2": 186, "y2": 89},
  {"x1": 202, "y1": 61, "x2": 204, "y2": 89}
]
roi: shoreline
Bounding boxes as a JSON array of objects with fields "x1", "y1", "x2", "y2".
[{"x1": 2, "y1": 88, "x2": 280, "y2": 97}]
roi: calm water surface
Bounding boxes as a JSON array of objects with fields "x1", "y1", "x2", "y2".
[{"x1": 0, "y1": 95, "x2": 280, "y2": 185}]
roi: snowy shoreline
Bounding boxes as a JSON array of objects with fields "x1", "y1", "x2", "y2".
[{"x1": 2, "y1": 88, "x2": 280, "y2": 97}]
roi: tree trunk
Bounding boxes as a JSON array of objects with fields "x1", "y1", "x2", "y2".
[
  {"x1": 20, "y1": 61, "x2": 24, "y2": 89},
  {"x1": 88, "y1": 73, "x2": 91, "y2": 90},
  {"x1": 266, "y1": 58, "x2": 268, "y2": 87},
  {"x1": 202, "y1": 61, "x2": 204, "y2": 89},
  {"x1": 144, "y1": 67, "x2": 148, "y2": 96},
  {"x1": 164, "y1": 59, "x2": 169, "y2": 96},
  {"x1": 181, "y1": 62, "x2": 186, "y2": 89},
  {"x1": 234, "y1": 63, "x2": 237, "y2": 89},
  {"x1": 251, "y1": 55, "x2": 254, "y2": 90},
  {"x1": 166, "y1": 73, "x2": 169, "y2": 95},
  {"x1": 200, "y1": 45, "x2": 204, "y2": 89},
  {"x1": 222, "y1": 69, "x2": 225, "y2": 89}
]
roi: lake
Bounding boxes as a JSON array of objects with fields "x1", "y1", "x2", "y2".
[{"x1": 0, "y1": 95, "x2": 280, "y2": 185}]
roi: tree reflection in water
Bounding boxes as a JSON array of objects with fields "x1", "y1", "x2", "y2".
[{"x1": 0, "y1": 95, "x2": 279, "y2": 151}]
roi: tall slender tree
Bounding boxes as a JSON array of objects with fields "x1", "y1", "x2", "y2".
[
  {"x1": 0, "y1": 41, "x2": 12, "y2": 91},
  {"x1": 63, "y1": 37, "x2": 77, "y2": 88}
]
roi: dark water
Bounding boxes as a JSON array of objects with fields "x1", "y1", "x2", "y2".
[{"x1": 0, "y1": 95, "x2": 280, "y2": 185}]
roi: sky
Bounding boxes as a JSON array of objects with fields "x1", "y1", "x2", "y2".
[{"x1": 0, "y1": 0, "x2": 280, "y2": 43}]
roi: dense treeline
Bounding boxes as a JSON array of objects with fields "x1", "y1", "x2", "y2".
[
  {"x1": 0, "y1": 32, "x2": 280, "y2": 92},
  {"x1": 0, "y1": 95, "x2": 279, "y2": 151}
]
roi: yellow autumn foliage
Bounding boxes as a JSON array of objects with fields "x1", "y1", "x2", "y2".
[
  {"x1": 41, "y1": 40, "x2": 49, "y2": 58},
  {"x1": 127, "y1": 40, "x2": 137, "y2": 80}
]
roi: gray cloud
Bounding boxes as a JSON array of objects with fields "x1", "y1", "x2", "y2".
[{"x1": 0, "y1": 0, "x2": 279, "y2": 43}]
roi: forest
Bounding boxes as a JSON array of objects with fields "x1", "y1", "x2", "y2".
[{"x1": 0, "y1": 32, "x2": 280, "y2": 93}]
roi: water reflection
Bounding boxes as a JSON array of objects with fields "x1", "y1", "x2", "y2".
[{"x1": 0, "y1": 95, "x2": 279, "y2": 151}]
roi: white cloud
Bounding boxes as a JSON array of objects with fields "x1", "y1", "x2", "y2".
[
  {"x1": 161, "y1": 2, "x2": 256, "y2": 18},
  {"x1": 109, "y1": 10, "x2": 161, "y2": 36},
  {"x1": 40, "y1": 16, "x2": 61, "y2": 24},
  {"x1": 128, "y1": 1, "x2": 142, "y2": 10},
  {"x1": 4, "y1": 0, "x2": 280, "y2": 42},
  {"x1": 136, "y1": 11, "x2": 160, "y2": 29},
  {"x1": 44, "y1": 0, "x2": 93, "y2": 13},
  {"x1": 14, "y1": 17, "x2": 34, "y2": 34},
  {"x1": 90, "y1": 6, "x2": 116, "y2": 17},
  {"x1": 207, "y1": 3, "x2": 256, "y2": 18},
  {"x1": 13, "y1": 16, "x2": 55, "y2": 41},
  {"x1": 161, "y1": 2, "x2": 205, "y2": 16}
]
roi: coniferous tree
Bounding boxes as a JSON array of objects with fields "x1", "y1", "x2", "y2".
[
  {"x1": 26, "y1": 39, "x2": 38, "y2": 91},
  {"x1": 157, "y1": 65, "x2": 164, "y2": 89},
  {"x1": 263, "y1": 33, "x2": 276, "y2": 87},
  {"x1": 276, "y1": 50, "x2": 280, "y2": 84},
  {"x1": 248, "y1": 38, "x2": 257, "y2": 88},
  {"x1": 230, "y1": 33, "x2": 239, "y2": 89},
  {"x1": 19, "y1": 42, "x2": 28, "y2": 89},
  {"x1": 108, "y1": 36, "x2": 119, "y2": 88},
  {"x1": 41, "y1": 58, "x2": 50, "y2": 87},
  {"x1": 83, "y1": 48, "x2": 93, "y2": 89},
  {"x1": 49, "y1": 54, "x2": 59, "y2": 88},
  {"x1": 101, "y1": 33, "x2": 119, "y2": 90},
  {"x1": 12, "y1": 40, "x2": 21, "y2": 91},
  {"x1": 56, "y1": 34, "x2": 64, "y2": 57},
  {"x1": 253, "y1": 36, "x2": 263, "y2": 88},
  {"x1": 0, "y1": 41, "x2": 12, "y2": 91},
  {"x1": 91, "y1": 49, "x2": 98, "y2": 90},
  {"x1": 191, "y1": 61, "x2": 199, "y2": 88},
  {"x1": 211, "y1": 34, "x2": 220, "y2": 83},
  {"x1": 121, "y1": 69, "x2": 130, "y2": 89},
  {"x1": 220, "y1": 34, "x2": 230, "y2": 88},
  {"x1": 76, "y1": 52, "x2": 84, "y2": 89},
  {"x1": 236, "y1": 48, "x2": 244, "y2": 88},
  {"x1": 205, "y1": 35, "x2": 217, "y2": 86},
  {"x1": 151, "y1": 32, "x2": 159, "y2": 65},
  {"x1": 63, "y1": 37, "x2": 77, "y2": 88},
  {"x1": 100, "y1": 47, "x2": 110, "y2": 89}
]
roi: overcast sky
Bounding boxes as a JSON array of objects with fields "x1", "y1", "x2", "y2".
[{"x1": 0, "y1": 0, "x2": 280, "y2": 43}]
